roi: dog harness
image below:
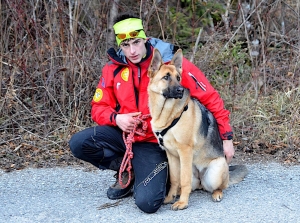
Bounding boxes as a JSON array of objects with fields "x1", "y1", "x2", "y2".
[{"x1": 155, "y1": 105, "x2": 188, "y2": 147}]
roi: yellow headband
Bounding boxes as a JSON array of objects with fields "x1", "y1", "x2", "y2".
[{"x1": 113, "y1": 18, "x2": 147, "y2": 46}]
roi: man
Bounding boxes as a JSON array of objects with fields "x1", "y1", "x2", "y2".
[{"x1": 69, "y1": 14, "x2": 234, "y2": 213}]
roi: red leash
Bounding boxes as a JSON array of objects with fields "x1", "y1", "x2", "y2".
[{"x1": 118, "y1": 114, "x2": 151, "y2": 188}]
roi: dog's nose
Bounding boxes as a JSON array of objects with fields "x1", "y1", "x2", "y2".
[{"x1": 177, "y1": 86, "x2": 184, "y2": 93}]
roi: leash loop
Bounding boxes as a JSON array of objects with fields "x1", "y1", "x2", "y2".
[{"x1": 118, "y1": 114, "x2": 151, "y2": 188}]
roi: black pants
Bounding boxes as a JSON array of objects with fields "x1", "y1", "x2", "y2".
[{"x1": 69, "y1": 126, "x2": 168, "y2": 213}]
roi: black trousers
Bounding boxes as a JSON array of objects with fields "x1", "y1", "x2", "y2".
[{"x1": 69, "y1": 126, "x2": 168, "y2": 213}]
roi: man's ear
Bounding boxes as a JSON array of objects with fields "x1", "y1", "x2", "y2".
[
  {"x1": 170, "y1": 49, "x2": 183, "y2": 74},
  {"x1": 148, "y1": 49, "x2": 163, "y2": 78}
]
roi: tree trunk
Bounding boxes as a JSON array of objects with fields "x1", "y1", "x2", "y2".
[{"x1": 107, "y1": 0, "x2": 119, "y2": 49}]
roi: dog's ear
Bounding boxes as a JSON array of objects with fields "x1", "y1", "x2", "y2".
[
  {"x1": 148, "y1": 49, "x2": 163, "y2": 78},
  {"x1": 170, "y1": 49, "x2": 183, "y2": 74}
]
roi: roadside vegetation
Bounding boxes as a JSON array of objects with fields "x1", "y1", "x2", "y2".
[{"x1": 0, "y1": 0, "x2": 299, "y2": 171}]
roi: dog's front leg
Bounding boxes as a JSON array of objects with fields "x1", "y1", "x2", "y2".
[
  {"x1": 171, "y1": 149, "x2": 193, "y2": 210},
  {"x1": 164, "y1": 151, "x2": 180, "y2": 205}
]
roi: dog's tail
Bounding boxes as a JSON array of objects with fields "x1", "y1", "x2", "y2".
[{"x1": 228, "y1": 165, "x2": 248, "y2": 186}]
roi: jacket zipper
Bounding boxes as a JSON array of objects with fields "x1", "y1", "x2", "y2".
[{"x1": 134, "y1": 65, "x2": 141, "y2": 108}]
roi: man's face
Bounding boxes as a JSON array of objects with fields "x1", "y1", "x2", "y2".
[{"x1": 119, "y1": 38, "x2": 147, "y2": 64}]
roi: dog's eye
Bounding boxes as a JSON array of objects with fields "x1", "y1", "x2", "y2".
[
  {"x1": 163, "y1": 74, "x2": 170, "y2": 80},
  {"x1": 177, "y1": 75, "x2": 180, "y2": 81}
]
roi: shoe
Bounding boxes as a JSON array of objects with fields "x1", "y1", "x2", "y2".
[
  {"x1": 108, "y1": 157, "x2": 123, "y2": 171},
  {"x1": 107, "y1": 171, "x2": 134, "y2": 200}
]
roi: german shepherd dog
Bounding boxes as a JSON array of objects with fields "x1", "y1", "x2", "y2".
[{"x1": 147, "y1": 49, "x2": 248, "y2": 210}]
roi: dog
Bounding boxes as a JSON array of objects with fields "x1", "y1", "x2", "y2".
[{"x1": 147, "y1": 48, "x2": 248, "y2": 210}]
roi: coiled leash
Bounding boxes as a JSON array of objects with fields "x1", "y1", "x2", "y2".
[{"x1": 118, "y1": 114, "x2": 151, "y2": 188}]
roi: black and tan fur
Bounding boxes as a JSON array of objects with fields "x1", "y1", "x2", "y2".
[{"x1": 147, "y1": 49, "x2": 248, "y2": 210}]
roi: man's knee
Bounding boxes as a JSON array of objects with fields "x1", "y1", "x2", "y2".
[
  {"x1": 134, "y1": 193, "x2": 164, "y2": 213},
  {"x1": 68, "y1": 133, "x2": 84, "y2": 159}
]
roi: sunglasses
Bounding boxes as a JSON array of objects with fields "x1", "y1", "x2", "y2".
[{"x1": 116, "y1": 30, "x2": 142, "y2": 40}]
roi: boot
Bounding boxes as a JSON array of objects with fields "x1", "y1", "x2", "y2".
[{"x1": 107, "y1": 171, "x2": 134, "y2": 200}]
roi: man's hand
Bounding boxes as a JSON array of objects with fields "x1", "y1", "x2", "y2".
[
  {"x1": 223, "y1": 140, "x2": 235, "y2": 164},
  {"x1": 115, "y1": 112, "x2": 141, "y2": 133}
]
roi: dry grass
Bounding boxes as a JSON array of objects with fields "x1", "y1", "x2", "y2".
[{"x1": 232, "y1": 89, "x2": 300, "y2": 163}]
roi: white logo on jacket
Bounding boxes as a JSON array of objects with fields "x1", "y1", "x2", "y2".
[
  {"x1": 188, "y1": 72, "x2": 207, "y2": 91},
  {"x1": 116, "y1": 82, "x2": 121, "y2": 90}
]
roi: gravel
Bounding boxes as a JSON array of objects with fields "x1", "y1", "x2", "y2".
[{"x1": 0, "y1": 162, "x2": 299, "y2": 223}]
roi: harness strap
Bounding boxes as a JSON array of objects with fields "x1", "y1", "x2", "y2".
[{"x1": 155, "y1": 104, "x2": 188, "y2": 147}]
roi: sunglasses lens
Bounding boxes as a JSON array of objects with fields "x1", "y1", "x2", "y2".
[
  {"x1": 117, "y1": 33, "x2": 127, "y2": 39},
  {"x1": 129, "y1": 31, "x2": 139, "y2": 37}
]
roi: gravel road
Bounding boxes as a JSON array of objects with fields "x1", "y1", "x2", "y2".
[{"x1": 0, "y1": 162, "x2": 299, "y2": 223}]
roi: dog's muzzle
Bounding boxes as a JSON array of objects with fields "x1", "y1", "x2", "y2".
[{"x1": 163, "y1": 86, "x2": 184, "y2": 99}]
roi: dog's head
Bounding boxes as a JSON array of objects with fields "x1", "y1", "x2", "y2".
[{"x1": 148, "y1": 49, "x2": 184, "y2": 99}]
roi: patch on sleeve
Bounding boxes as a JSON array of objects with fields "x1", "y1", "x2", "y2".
[
  {"x1": 121, "y1": 68, "x2": 129, "y2": 82},
  {"x1": 93, "y1": 88, "x2": 103, "y2": 102}
]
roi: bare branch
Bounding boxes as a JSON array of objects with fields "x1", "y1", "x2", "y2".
[
  {"x1": 190, "y1": 28, "x2": 203, "y2": 63},
  {"x1": 223, "y1": 0, "x2": 265, "y2": 50}
]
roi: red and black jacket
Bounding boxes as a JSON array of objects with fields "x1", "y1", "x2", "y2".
[{"x1": 91, "y1": 38, "x2": 233, "y2": 142}]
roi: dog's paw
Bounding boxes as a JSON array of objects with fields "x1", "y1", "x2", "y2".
[
  {"x1": 164, "y1": 195, "x2": 176, "y2": 204},
  {"x1": 171, "y1": 201, "x2": 188, "y2": 210},
  {"x1": 212, "y1": 189, "x2": 223, "y2": 202}
]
